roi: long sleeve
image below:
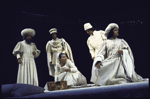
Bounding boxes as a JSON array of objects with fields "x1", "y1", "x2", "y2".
[
  {"x1": 67, "y1": 59, "x2": 77, "y2": 73},
  {"x1": 93, "y1": 41, "x2": 107, "y2": 67},
  {"x1": 87, "y1": 38, "x2": 95, "y2": 59},
  {"x1": 46, "y1": 42, "x2": 52, "y2": 63},
  {"x1": 33, "y1": 43, "x2": 40, "y2": 58},
  {"x1": 12, "y1": 42, "x2": 22, "y2": 59}
]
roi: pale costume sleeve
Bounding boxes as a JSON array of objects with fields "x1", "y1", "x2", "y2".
[
  {"x1": 93, "y1": 41, "x2": 107, "y2": 68},
  {"x1": 32, "y1": 43, "x2": 41, "y2": 58},
  {"x1": 46, "y1": 42, "x2": 55, "y2": 77},
  {"x1": 67, "y1": 59, "x2": 77, "y2": 73},
  {"x1": 61, "y1": 38, "x2": 75, "y2": 63},
  {"x1": 12, "y1": 42, "x2": 22, "y2": 59},
  {"x1": 100, "y1": 30, "x2": 107, "y2": 40},
  {"x1": 46, "y1": 42, "x2": 52, "y2": 63},
  {"x1": 87, "y1": 38, "x2": 95, "y2": 59}
]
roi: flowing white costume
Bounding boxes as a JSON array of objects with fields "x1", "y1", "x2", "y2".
[
  {"x1": 46, "y1": 38, "x2": 74, "y2": 77},
  {"x1": 87, "y1": 30, "x2": 107, "y2": 59},
  {"x1": 55, "y1": 59, "x2": 87, "y2": 86},
  {"x1": 84, "y1": 23, "x2": 107, "y2": 59},
  {"x1": 13, "y1": 40, "x2": 40, "y2": 86},
  {"x1": 91, "y1": 38, "x2": 145, "y2": 85}
]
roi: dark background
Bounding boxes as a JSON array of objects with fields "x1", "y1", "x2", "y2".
[{"x1": 0, "y1": 0, "x2": 149, "y2": 87}]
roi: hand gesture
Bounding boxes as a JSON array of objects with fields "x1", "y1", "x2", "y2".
[
  {"x1": 96, "y1": 62, "x2": 103, "y2": 69},
  {"x1": 93, "y1": 57, "x2": 95, "y2": 60},
  {"x1": 49, "y1": 62, "x2": 54, "y2": 66},
  {"x1": 118, "y1": 50, "x2": 123, "y2": 55},
  {"x1": 18, "y1": 58, "x2": 22, "y2": 64},
  {"x1": 33, "y1": 51, "x2": 36, "y2": 55},
  {"x1": 64, "y1": 68, "x2": 70, "y2": 72}
]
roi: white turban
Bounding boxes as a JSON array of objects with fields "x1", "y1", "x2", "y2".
[
  {"x1": 21, "y1": 28, "x2": 35, "y2": 37},
  {"x1": 105, "y1": 23, "x2": 119, "y2": 37},
  {"x1": 84, "y1": 23, "x2": 93, "y2": 31},
  {"x1": 49, "y1": 28, "x2": 57, "y2": 34}
]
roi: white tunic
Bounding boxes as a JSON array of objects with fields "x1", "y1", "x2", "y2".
[
  {"x1": 91, "y1": 38, "x2": 145, "y2": 85},
  {"x1": 12, "y1": 40, "x2": 40, "y2": 86},
  {"x1": 55, "y1": 59, "x2": 87, "y2": 86},
  {"x1": 46, "y1": 38, "x2": 74, "y2": 77},
  {"x1": 87, "y1": 30, "x2": 107, "y2": 59}
]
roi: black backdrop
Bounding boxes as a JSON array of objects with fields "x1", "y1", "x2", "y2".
[{"x1": 0, "y1": 0, "x2": 149, "y2": 87}]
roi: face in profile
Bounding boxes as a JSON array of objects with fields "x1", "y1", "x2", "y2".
[
  {"x1": 25, "y1": 34, "x2": 32, "y2": 44},
  {"x1": 52, "y1": 33, "x2": 57, "y2": 39},
  {"x1": 113, "y1": 28, "x2": 119, "y2": 37},
  {"x1": 86, "y1": 30, "x2": 93, "y2": 35},
  {"x1": 59, "y1": 54, "x2": 67, "y2": 63}
]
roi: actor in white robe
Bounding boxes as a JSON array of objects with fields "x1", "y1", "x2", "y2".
[
  {"x1": 13, "y1": 28, "x2": 40, "y2": 86},
  {"x1": 91, "y1": 23, "x2": 146, "y2": 86},
  {"x1": 55, "y1": 53, "x2": 87, "y2": 86},
  {"x1": 46, "y1": 28, "x2": 74, "y2": 77},
  {"x1": 84, "y1": 23, "x2": 107, "y2": 60}
]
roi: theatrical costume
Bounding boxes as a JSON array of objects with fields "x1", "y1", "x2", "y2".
[
  {"x1": 84, "y1": 23, "x2": 107, "y2": 59},
  {"x1": 55, "y1": 59, "x2": 87, "y2": 86},
  {"x1": 13, "y1": 28, "x2": 40, "y2": 86},
  {"x1": 46, "y1": 28, "x2": 74, "y2": 77},
  {"x1": 91, "y1": 23, "x2": 147, "y2": 85}
]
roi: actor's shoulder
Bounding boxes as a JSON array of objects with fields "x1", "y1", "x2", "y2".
[
  {"x1": 60, "y1": 38, "x2": 66, "y2": 42},
  {"x1": 31, "y1": 42, "x2": 36, "y2": 45},
  {"x1": 17, "y1": 40, "x2": 25, "y2": 44},
  {"x1": 46, "y1": 40, "x2": 52, "y2": 43},
  {"x1": 99, "y1": 30, "x2": 105, "y2": 32},
  {"x1": 120, "y1": 38, "x2": 126, "y2": 42}
]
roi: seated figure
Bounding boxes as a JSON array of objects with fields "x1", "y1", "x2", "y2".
[
  {"x1": 55, "y1": 53, "x2": 87, "y2": 86},
  {"x1": 91, "y1": 23, "x2": 148, "y2": 86}
]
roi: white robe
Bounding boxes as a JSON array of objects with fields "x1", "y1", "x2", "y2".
[
  {"x1": 91, "y1": 38, "x2": 145, "y2": 86},
  {"x1": 12, "y1": 40, "x2": 40, "y2": 86},
  {"x1": 87, "y1": 30, "x2": 107, "y2": 59},
  {"x1": 46, "y1": 38, "x2": 74, "y2": 77},
  {"x1": 54, "y1": 59, "x2": 87, "y2": 86}
]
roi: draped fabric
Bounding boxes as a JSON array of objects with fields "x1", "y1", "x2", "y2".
[
  {"x1": 46, "y1": 38, "x2": 74, "y2": 77},
  {"x1": 91, "y1": 38, "x2": 146, "y2": 85}
]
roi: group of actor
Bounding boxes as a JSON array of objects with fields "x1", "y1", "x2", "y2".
[{"x1": 12, "y1": 23, "x2": 147, "y2": 87}]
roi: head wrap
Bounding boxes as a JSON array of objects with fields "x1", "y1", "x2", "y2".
[
  {"x1": 49, "y1": 28, "x2": 57, "y2": 34},
  {"x1": 105, "y1": 23, "x2": 119, "y2": 37},
  {"x1": 21, "y1": 28, "x2": 35, "y2": 36}
]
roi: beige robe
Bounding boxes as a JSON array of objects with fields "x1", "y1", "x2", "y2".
[
  {"x1": 12, "y1": 40, "x2": 40, "y2": 86},
  {"x1": 87, "y1": 30, "x2": 107, "y2": 59},
  {"x1": 91, "y1": 38, "x2": 146, "y2": 86},
  {"x1": 46, "y1": 38, "x2": 74, "y2": 77}
]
